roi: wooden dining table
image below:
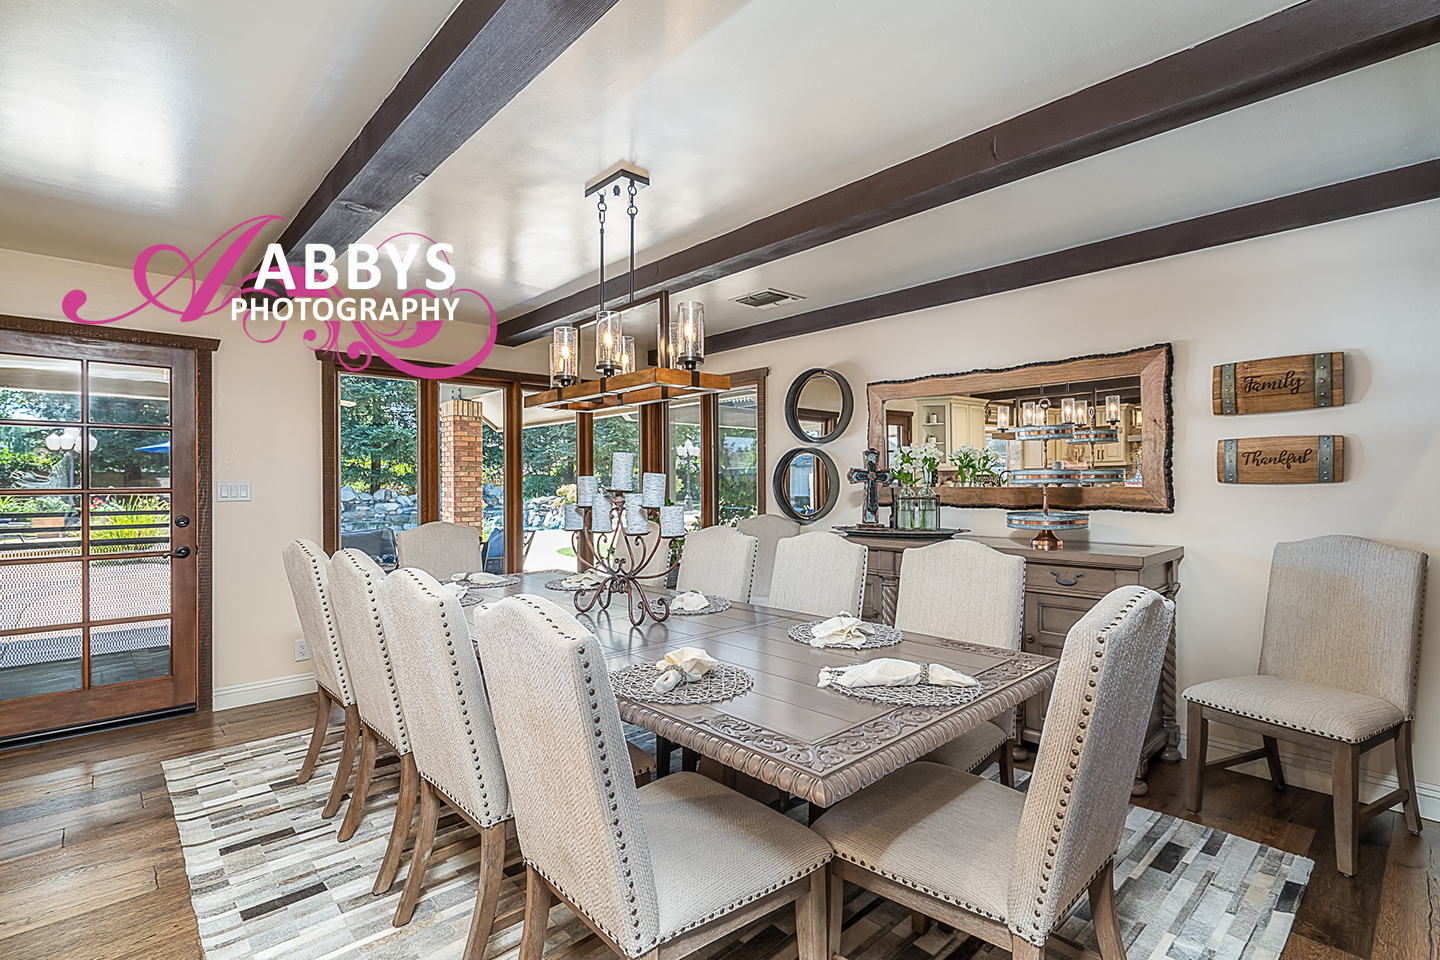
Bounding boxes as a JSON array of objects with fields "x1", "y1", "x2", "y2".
[{"x1": 467, "y1": 573, "x2": 1058, "y2": 808}]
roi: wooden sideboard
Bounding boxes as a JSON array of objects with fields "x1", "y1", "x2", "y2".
[{"x1": 840, "y1": 532, "x2": 1183, "y2": 795}]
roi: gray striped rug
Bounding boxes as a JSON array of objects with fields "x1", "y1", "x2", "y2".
[{"x1": 162, "y1": 728, "x2": 1311, "y2": 960}]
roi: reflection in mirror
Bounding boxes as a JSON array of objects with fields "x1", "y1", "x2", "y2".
[
  {"x1": 785, "y1": 368, "x2": 852, "y2": 443},
  {"x1": 773, "y1": 447, "x2": 839, "y2": 523}
]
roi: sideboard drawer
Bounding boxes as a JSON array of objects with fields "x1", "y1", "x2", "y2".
[{"x1": 1025, "y1": 563, "x2": 1117, "y2": 595}]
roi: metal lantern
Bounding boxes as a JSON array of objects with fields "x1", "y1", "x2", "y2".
[
  {"x1": 1105, "y1": 394, "x2": 1122, "y2": 424},
  {"x1": 620, "y1": 335, "x2": 636, "y2": 374},
  {"x1": 550, "y1": 325, "x2": 578, "y2": 386},
  {"x1": 674, "y1": 301, "x2": 705, "y2": 369},
  {"x1": 595, "y1": 310, "x2": 624, "y2": 376}
]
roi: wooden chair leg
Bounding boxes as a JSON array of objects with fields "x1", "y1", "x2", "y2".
[
  {"x1": 374, "y1": 752, "x2": 418, "y2": 895},
  {"x1": 1184, "y1": 703, "x2": 1207, "y2": 813},
  {"x1": 826, "y1": 862, "x2": 844, "y2": 958},
  {"x1": 999, "y1": 738, "x2": 1016, "y2": 789},
  {"x1": 394, "y1": 779, "x2": 440, "y2": 927},
  {"x1": 519, "y1": 865, "x2": 554, "y2": 960},
  {"x1": 910, "y1": 910, "x2": 930, "y2": 936},
  {"x1": 1262, "y1": 736, "x2": 1287, "y2": 790},
  {"x1": 1089, "y1": 860, "x2": 1125, "y2": 960},
  {"x1": 462, "y1": 822, "x2": 509, "y2": 960},
  {"x1": 793, "y1": 870, "x2": 827, "y2": 960},
  {"x1": 298, "y1": 686, "x2": 331, "y2": 785},
  {"x1": 339, "y1": 725, "x2": 378, "y2": 842},
  {"x1": 1396, "y1": 720, "x2": 1423, "y2": 835},
  {"x1": 1332, "y1": 740, "x2": 1361, "y2": 877},
  {"x1": 323, "y1": 704, "x2": 361, "y2": 819},
  {"x1": 1011, "y1": 934, "x2": 1044, "y2": 960}
]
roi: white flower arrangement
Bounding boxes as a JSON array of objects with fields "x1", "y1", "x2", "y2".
[{"x1": 893, "y1": 439, "x2": 942, "y2": 487}]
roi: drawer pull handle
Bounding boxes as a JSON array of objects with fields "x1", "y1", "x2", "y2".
[{"x1": 1050, "y1": 569, "x2": 1084, "y2": 586}]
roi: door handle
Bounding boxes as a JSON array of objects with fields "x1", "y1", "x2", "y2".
[{"x1": 172, "y1": 546, "x2": 192, "y2": 559}]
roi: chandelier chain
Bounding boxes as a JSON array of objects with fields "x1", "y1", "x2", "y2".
[
  {"x1": 627, "y1": 180, "x2": 638, "y2": 303},
  {"x1": 596, "y1": 192, "x2": 607, "y2": 312}
]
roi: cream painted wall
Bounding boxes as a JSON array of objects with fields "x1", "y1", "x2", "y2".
[
  {"x1": 715, "y1": 198, "x2": 1440, "y2": 797},
  {"x1": 0, "y1": 247, "x2": 546, "y2": 695}
]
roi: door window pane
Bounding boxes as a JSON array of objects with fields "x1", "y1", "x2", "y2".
[
  {"x1": 88, "y1": 362, "x2": 170, "y2": 425},
  {"x1": 718, "y1": 387, "x2": 759, "y2": 524},
  {"x1": 592, "y1": 410, "x2": 639, "y2": 489},
  {"x1": 0, "y1": 354, "x2": 81, "y2": 422},
  {"x1": 90, "y1": 619, "x2": 171, "y2": 686},
  {"x1": 522, "y1": 395, "x2": 577, "y2": 573},
  {"x1": 89, "y1": 429, "x2": 170, "y2": 488},
  {"x1": 0, "y1": 425, "x2": 77, "y2": 488},
  {"x1": 88, "y1": 494, "x2": 170, "y2": 555},
  {"x1": 90, "y1": 557, "x2": 170, "y2": 621},
  {"x1": 339, "y1": 375, "x2": 420, "y2": 562},
  {"x1": 667, "y1": 399, "x2": 702, "y2": 530},
  {"x1": 438, "y1": 383, "x2": 505, "y2": 572},
  {"x1": 0, "y1": 560, "x2": 81, "y2": 630},
  {"x1": 0, "y1": 628, "x2": 83, "y2": 701},
  {"x1": 0, "y1": 495, "x2": 80, "y2": 557}
]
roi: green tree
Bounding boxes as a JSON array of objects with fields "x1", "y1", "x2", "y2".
[
  {"x1": 340, "y1": 376, "x2": 419, "y2": 495},
  {"x1": 521, "y1": 421, "x2": 576, "y2": 501}
]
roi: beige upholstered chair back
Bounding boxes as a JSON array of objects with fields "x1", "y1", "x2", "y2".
[
  {"x1": 630, "y1": 519, "x2": 669, "y2": 580},
  {"x1": 677, "y1": 526, "x2": 759, "y2": 602},
  {"x1": 282, "y1": 539, "x2": 353, "y2": 706},
  {"x1": 472, "y1": 595, "x2": 660, "y2": 957},
  {"x1": 1007, "y1": 585, "x2": 1174, "y2": 945},
  {"x1": 377, "y1": 568, "x2": 510, "y2": 828},
  {"x1": 894, "y1": 539, "x2": 1025, "y2": 648},
  {"x1": 397, "y1": 521, "x2": 483, "y2": 580},
  {"x1": 1259, "y1": 535, "x2": 1427, "y2": 716},
  {"x1": 737, "y1": 514, "x2": 802, "y2": 601},
  {"x1": 768, "y1": 532, "x2": 868, "y2": 618},
  {"x1": 329, "y1": 549, "x2": 410, "y2": 754}
]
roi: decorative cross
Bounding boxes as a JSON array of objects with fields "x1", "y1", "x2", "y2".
[{"x1": 848, "y1": 448, "x2": 892, "y2": 527}]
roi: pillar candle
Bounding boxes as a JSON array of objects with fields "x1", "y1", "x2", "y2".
[
  {"x1": 576, "y1": 475, "x2": 598, "y2": 506},
  {"x1": 641, "y1": 472, "x2": 666, "y2": 507},
  {"x1": 610, "y1": 453, "x2": 635, "y2": 491},
  {"x1": 590, "y1": 500, "x2": 614, "y2": 532},
  {"x1": 563, "y1": 504, "x2": 584, "y2": 531},
  {"x1": 625, "y1": 497, "x2": 647, "y2": 534},
  {"x1": 659, "y1": 504, "x2": 685, "y2": 538}
]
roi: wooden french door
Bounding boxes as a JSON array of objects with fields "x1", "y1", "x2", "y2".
[{"x1": 0, "y1": 329, "x2": 200, "y2": 740}]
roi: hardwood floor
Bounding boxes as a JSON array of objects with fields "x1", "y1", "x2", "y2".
[{"x1": 0, "y1": 697, "x2": 1435, "y2": 960}]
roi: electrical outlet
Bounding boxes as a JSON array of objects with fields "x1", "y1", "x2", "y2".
[
  {"x1": 217, "y1": 481, "x2": 251, "y2": 501},
  {"x1": 295, "y1": 638, "x2": 310, "y2": 661}
]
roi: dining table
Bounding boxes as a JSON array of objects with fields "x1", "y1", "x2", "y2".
[{"x1": 465, "y1": 572, "x2": 1059, "y2": 809}]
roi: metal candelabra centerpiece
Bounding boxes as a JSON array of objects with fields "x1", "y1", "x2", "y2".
[{"x1": 564, "y1": 455, "x2": 687, "y2": 625}]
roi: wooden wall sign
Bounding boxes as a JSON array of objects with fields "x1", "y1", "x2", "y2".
[
  {"x1": 1217, "y1": 436, "x2": 1343, "y2": 484},
  {"x1": 1212, "y1": 352, "x2": 1344, "y2": 415}
]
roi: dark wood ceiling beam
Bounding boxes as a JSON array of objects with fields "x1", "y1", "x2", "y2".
[
  {"x1": 705, "y1": 158, "x2": 1440, "y2": 353},
  {"x1": 276, "y1": 0, "x2": 620, "y2": 263},
  {"x1": 497, "y1": 0, "x2": 1440, "y2": 346}
]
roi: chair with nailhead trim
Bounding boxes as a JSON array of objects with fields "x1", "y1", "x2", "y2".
[
  {"x1": 675, "y1": 526, "x2": 759, "y2": 603},
  {"x1": 811, "y1": 585, "x2": 1173, "y2": 960},
  {"x1": 330, "y1": 549, "x2": 418, "y2": 892},
  {"x1": 377, "y1": 567, "x2": 518, "y2": 960},
  {"x1": 397, "y1": 520, "x2": 485, "y2": 580},
  {"x1": 282, "y1": 539, "x2": 361, "y2": 820},
  {"x1": 768, "y1": 532, "x2": 867, "y2": 618},
  {"x1": 471, "y1": 593, "x2": 834, "y2": 960},
  {"x1": 736, "y1": 514, "x2": 801, "y2": 605},
  {"x1": 1184, "y1": 535, "x2": 1427, "y2": 876}
]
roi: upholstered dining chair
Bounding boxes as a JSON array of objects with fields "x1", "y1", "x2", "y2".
[
  {"x1": 768, "y1": 531, "x2": 867, "y2": 618},
  {"x1": 329, "y1": 548, "x2": 417, "y2": 893},
  {"x1": 813, "y1": 585, "x2": 1174, "y2": 960},
  {"x1": 282, "y1": 539, "x2": 360, "y2": 820},
  {"x1": 894, "y1": 539, "x2": 1026, "y2": 787},
  {"x1": 396, "y1": 520, "x2": 484, "y2": 580},
  {"x1": 1184, "y1": 535, "x2": 1427, "y2": 877},
  {"x1": 376, "y1": 567, "x2": 518, "y2": 957},
  {"x1": 737, "y1": 513, "x2": 801, "y2": 604},
  {"x1": 471, "y1": 593, "x2": 833, "y2": 960},
  {"x1": 676, "y1": 525, "x2": 759, "y2": 602}
]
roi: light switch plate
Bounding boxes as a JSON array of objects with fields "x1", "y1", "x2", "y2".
[{"x1": 217, "y1": 482, "x2": 251, "y2": 501}]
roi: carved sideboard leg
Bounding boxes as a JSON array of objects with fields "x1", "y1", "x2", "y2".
[
  {"x1": 1011, "y1": 742, "x2": 1030, "y2": 762},
  {"x1": 1132, "y1": 756, "x2": 1150, "y2": 797},
  {"x1": 1159, "y1": 580, "x2": 1183, "y2": 763},
  {"x1": 879, "y1": 574, "x2": 899, "y2": 626}
]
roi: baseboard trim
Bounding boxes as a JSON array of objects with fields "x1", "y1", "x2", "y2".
[
  {"x1": 1185, "y1": 729, "x2": 1440, "y2": 823},
  {"x1": 214, "y1": 672, "x2": 317, "y2": 712}
]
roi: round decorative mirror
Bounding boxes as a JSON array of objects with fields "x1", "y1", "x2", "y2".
[
  {"x1": 772, "y1": 447, "x2": 839, "y2": 523},
  {"x1": 784, "y1": 368, "x2": 853, "y2": 443}
]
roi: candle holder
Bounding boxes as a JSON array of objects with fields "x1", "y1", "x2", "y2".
[{"x1": 569, "y1": 481, "x2": 687, "y2": 625}]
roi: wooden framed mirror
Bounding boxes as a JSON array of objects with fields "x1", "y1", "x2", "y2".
[
  {"x1": 773, "y1": 447, "x2": 840, "y2": 523},
  {"x1": 867, "y1": 343, "x2": 1173, "y2": 512}
]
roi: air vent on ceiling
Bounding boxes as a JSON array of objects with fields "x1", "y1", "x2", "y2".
[{"x1": 733, "y1": 288, "x2": 805, "y2": 308}]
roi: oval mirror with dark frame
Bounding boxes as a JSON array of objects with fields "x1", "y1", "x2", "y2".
[
  {"x1": 773, "y1": 447, "x2": 840, "y2": 523},
  {"x1": 785, "y1": 368, "x2": 853, "y2": 443},
  {"x1": 868, "y1": 343, "x2": 1174, "y2": 513}
]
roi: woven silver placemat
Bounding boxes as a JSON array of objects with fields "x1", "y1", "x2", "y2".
[
  {"x1": 787, "y1": 621, "x2": 903, "y2": 648},
  {"x1": 819, "y1": 662, "x2": 985, "y2": 707},
  {"x1": 610, "y1": 662, "x2": 753, "y2": 704},
  {"x1": 667, "y1": 594, "x2": 732, "y2": 616},
  {"x1": 544, "y1": 577, "x2": 605, "y2": 591}
]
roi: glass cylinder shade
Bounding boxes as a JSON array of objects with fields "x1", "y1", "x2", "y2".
[
  {"x1": 595, "y1": 311, "x2": 624, "y2": 375},
  {"x1": 1060, "y1": 397, "x2": 1077, "y2": 424},
  {"x1": 994, "y1": 404, "x2": 1011, "y2": 430},
  {"x1": 674, "y1": 301, "x2": 704, "y2": 368},
  {"x1": 1073, "y1": 400, "x2": 1089, "y2": 428},
  {"x1": 551, "y1": 326, "x2": 578, "y2": 385},
  {"x1": 1105, "y1": 394, "x2": 1122, "y2": 424},
  {"x1": 620, "y1": 336, "x2": 635, "y2": 374}
]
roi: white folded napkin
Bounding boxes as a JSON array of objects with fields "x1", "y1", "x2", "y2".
[
  {"x1": 672, "y1": 591, "x2": 710, "y2": 611},
  {"x1": 808, "y1": 612, "x2": 874, "y2": 648},
  {"x1": 818, "y1": 658, "x2": 978, "y2": 690},
  {"x1": 654, "y1": 647, "x2": 719, "y2": 694},
  {"x1": 439, "y1": 581, "x2": 468, "y2": 601},
  {"x1": 562, "y1": 570, "x2": 608, "y2": 588},
  {"x1": 467, "y1": 571, "x2": 509, "y2": 584}
]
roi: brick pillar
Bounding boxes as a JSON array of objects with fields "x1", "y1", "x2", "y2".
[{"x1": 440, "y1": 398, "x2": 486, "y2": 528}]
